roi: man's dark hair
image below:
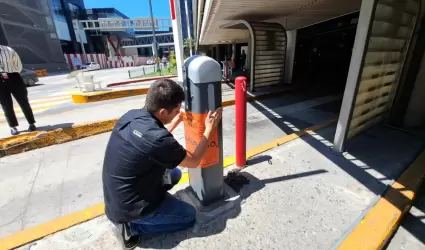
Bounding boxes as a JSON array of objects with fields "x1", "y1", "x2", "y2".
[{"x1": 144, "y1": 78, "x2": 185, "y2": 113}]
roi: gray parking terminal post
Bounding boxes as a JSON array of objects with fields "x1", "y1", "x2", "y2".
[{"x1": 183, "y1": 55, "x2": 224, "y2": 206}]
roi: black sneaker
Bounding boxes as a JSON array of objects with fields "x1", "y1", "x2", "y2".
[
  {"x1": 112, "y1": 222, "x2": 140, "y2": 250},
  {"x1": 10, "y1": 127, "x2": 19, "y2": 136},
  {"x1": 28, "y1": 124, "x2": 37, "y2": 132}
]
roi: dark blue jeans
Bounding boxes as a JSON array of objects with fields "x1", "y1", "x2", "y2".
[{"x1": 129, "y1": 168, "x2": 196, "y2": 236}]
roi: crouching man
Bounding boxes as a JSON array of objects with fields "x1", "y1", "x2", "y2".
[{"x1": 102, "y1": 78, "x2": 222, "y2": 249}]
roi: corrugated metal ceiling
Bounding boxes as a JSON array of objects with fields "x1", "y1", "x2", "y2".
[{"x1": 199, "y1": 0, "x2": 362, "y2": 45}]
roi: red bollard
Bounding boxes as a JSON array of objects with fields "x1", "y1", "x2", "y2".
[{"x1": 235, "y1": 76, "x2": 247, "y2": 167}]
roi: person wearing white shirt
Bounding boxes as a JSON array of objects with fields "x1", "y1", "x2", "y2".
[{"x1": 0, "y1": 45, "x2": 36, "y2": 136}]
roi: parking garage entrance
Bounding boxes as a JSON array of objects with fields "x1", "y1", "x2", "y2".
[{"x1": 292, "y1": 12, "x2": 359, "y2": 93}]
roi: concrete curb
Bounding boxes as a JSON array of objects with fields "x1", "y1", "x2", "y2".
[
  {"x1": 72, "y1": 75, "x2": 177, "y2": 104},
  {"x1": 0, "y1": 119, "x2": 335, "y2": 250},
  {"x1": 72, "y1": 88, "x2": 150, "y2": 103},
  {"x1": 106, "y1": 75, "x2": 176, "y2": 87},
  {"x1": 1, "y1": 87, "x2": 294, "y2": 157},
  {"x1": 0, "y1": 119, "x2": 117, "y2": 157},
  {"x1": 335, "y1": 150, "x2": 425, "y2": 250}
]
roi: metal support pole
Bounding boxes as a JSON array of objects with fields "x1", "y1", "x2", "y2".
[
  {"x1": 169, "y1": 0, "x2": 185, "y2": 86},
  {"x1": 235, "y1": 76, "x2": 247, "y2": 167},
  {"x1": 75, "y1": 21, "x2": 86, "y2": 60},
  {"x1": 183, "y1": 55, "x2": 223, "y2": 205},
  {"x1": 333, "y1": 0, "x2": 377, "y2": 153},
  {"x1": 184, "y1": 0, "x2": 193, "y2": 56},
  {"x1": 148, "y1": 0, "x2": 160, "y2": 71}
]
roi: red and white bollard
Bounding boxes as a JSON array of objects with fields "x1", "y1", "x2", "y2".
[{"x1": 235, "y1": 76, "x2": 247, "y2": 167}]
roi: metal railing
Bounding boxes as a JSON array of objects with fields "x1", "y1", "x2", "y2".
[{"x1": 79, "y1": 18, "x2": 172, "y2": 31}]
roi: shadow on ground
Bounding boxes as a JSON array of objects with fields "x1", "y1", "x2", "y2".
[
  {"x1": 27, "y1": 83, "x2": 44, "y2": 88},
  {"x1": 17, "y1": 123, "x2": 75, "y2": 134},
  {"x1": 392, "y1": 180, "x2": 425, "y2": 246},
  {"x1": 247, "y1": 85, "x2": 425, "y2": 246},
  {"x1": 138, "y1": 156, "x2": 328, "y2": 249}
]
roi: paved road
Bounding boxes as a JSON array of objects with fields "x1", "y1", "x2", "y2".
[{"x1": 0, "y1": 66, "x2": 156, "y2": 126}]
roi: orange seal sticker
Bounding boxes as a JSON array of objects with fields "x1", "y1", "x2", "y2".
[{"x1": 183, "y1": 112, "x2": 220, "y2": 168}]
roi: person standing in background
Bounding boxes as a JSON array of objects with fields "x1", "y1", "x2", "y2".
[
  {"x1": 240, "y1": 50, "x2": 247, "y2": 70},
  {"x1": 0, "y1": 45, "x2": 36, "y2": 135}
]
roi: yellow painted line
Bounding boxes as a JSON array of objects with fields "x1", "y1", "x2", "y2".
[
  {"x1": 29, "y1": 95, "x2": 71, "y2": 104},
  {"x1": 0, "y1": 103, "x2": 59, "y2": 116},
  {"x1": 0, "y1": 204, "x2": 105, "y2": 250},
  {"x1": 35, "y1": 93, "x2": 71, "y2": 101},
  {"x1": 337, "y1": 151, "x2": 425, "y2": 250},
  {"x1": 0, "y1": 120, "x2": 335, "y2": 249}
]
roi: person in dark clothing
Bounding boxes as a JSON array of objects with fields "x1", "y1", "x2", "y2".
[
  {"x1": 102, "y1": 78, "x2": 222, "y2": 249},
  {"x1": 0, "y1": 45, "x2": 36, "y2": 135},
  {"x1": 240, "y1": 50, "x2": 247, "y2": 70}
]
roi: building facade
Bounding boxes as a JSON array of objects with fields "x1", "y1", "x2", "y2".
[
  {"x1": 49, "y1": 0, "x2": 90, "y2": 54},
  {"x1": 0, "y1": 0, "x2": 67, "y2": 71}
]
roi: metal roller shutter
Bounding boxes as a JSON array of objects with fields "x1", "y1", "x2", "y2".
[
  {"x1": 347, "y1": 0, "x2": 419, "y2": 139},
  {"x1": 251, "y1": 22, "x2": 287, "y2": 88}
]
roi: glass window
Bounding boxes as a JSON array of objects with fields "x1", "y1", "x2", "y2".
[
  {"x1": 49, "y1": 0, "x2": 70, "y2": 41},
  {"x1": 68, "y1": 3, "x2": 83, "y2": 20},
  {"x1": 50, "y1": 0, "x2": 66, "y2": 22}
]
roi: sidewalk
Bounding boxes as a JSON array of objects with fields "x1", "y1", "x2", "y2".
[
  {"x1": 10, "y1": 122, "x2": 424, "y2": 250},
  {"x1": 0, "y1": 90, "x2": 343, "y2": 241}
]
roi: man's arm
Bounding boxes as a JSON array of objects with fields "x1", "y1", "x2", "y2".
[
  {"x1": 179, "y1": 108, "x2": 222, "y2": 169},
  {"x1": 165, "y1": 112, "x2": 183, "y2": 133}
]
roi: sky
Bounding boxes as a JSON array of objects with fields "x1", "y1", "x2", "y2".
[{"x1": 84, "y1": 0, "x2": 171, "y2": 18}]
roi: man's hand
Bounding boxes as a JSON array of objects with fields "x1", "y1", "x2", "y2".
[
  {"x1": 204, "y1": 107, "x2": 223, "y2": 132},
  {"x1": 179, "y1": 107, "x2": 223, "y2": 169}
]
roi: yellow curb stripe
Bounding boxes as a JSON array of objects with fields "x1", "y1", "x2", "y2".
[
  {"x1": 0, "y1": 120, "x2": 335, "y2": 250},
  {"x1": 0, "y1": 119, "x2": 118, "y2": 151},
  {"x1": 0, "y1": 204, "x2": 105, "y2": 250},
  {"x1": 337, "y1": 151, "x2": 425, "y2": 250},
  {"x1": 72, "y1": 88, "x2": 150, "y2": 103}
]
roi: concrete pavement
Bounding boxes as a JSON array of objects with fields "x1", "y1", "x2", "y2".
[
  {"x1": 0, "y1": 77, "x2": 176, "y2": 138},
  {"x1": 10, "y1": 122, "x2": 424, "y2": 250},
  {"x1": 0, "y1": 83, "x2": 306, "y2": 156},
  {"x1": 0, "y1": 90, "x2": 342, "y2": 239},
  {"x1": 0, "y1": 66, "x2": 158, "y2": 125}
]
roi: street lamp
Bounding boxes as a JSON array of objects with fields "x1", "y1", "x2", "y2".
[{"x1": 148, "y1": 0, "x2": 161, "y2": 71}]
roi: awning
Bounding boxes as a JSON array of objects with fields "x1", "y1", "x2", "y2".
[{"x1": 198, "y1": 0, "x2": 362, "y2": 45}]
